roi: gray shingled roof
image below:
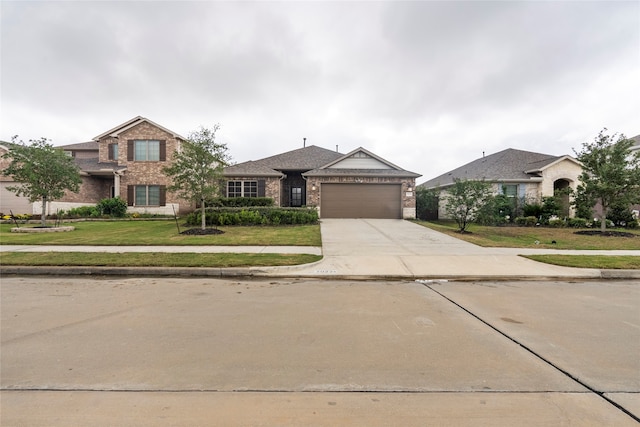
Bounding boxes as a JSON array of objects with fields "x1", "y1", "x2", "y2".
[
  {"x1": 58, "y1": 141, "x2": 99, "y2": 151},
  {"x1": 74, "y1": 158, "x2": 126, "y2": 174},
  {"x1": 224, "y1": 145, "x2": 343, "y2": 176},
  {"x1": 420, "y1": 148, "x2": 571, "y2": 189},
  {"x1": 252, "y1": 145, "x2": 343, "y2": 170},
  {"x1": 304, "y1": 168, "x2": 421, "y2": 178},
  {"x1": 223, "y1": 160, "x2": 283, "y2": 177}
]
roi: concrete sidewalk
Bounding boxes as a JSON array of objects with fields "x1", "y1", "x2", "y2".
[{"x1": 1, "y1": 219, "x2": 638, "y2": 280}]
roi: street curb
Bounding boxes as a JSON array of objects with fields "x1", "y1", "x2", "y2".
[{"x1": 1, "y1": 266, "x2": 639, "y2": 281}]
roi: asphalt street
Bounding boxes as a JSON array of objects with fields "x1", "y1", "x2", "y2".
[{"x1": 1, "y1": 276, "x2": 638, "y2": 426}]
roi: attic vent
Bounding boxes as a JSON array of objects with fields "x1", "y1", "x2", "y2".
[{"x1": 352, "y1": 152, "x2": 369, "y2": 158}]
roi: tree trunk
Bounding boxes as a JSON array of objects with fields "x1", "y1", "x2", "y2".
[
  {"x1": 201, "y1": 199, "x2": 206, "y2": 230},
  {"x1": 601, "y1": 210, "x2": 607, "y2": 232},
  {"x1": 41, "y1": 196, "x2": 47, "y2": 227}
]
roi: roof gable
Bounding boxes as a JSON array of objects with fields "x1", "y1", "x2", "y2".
[
  {"x1": 93, "y1": 116, "x2": 186, "y2": 141},
  {"x1": 320, "y1": 147, "x2": 400, "y2": 170}
]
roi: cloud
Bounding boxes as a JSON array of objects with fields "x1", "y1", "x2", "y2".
[{"x1": 1, "y1": 1, "x2": 638, "y2": 180}]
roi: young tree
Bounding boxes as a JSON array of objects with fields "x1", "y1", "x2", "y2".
[
  {"x1": 2, "y1": 136, "x2": 82, "y2": 227},
  {"x1": 573, "y1": 129, "x2": 640, "y2": 231},
  {"x1": 444, "y1": 179, "x2": 492, "y2": 232},
  {"x1": 163, "y1": 125, "x2": 232, "y2": 230}
]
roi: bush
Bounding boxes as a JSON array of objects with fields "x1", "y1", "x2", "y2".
[
  {"x1": 67, "y1": 205, "x2": 100, "y2": 218},
  {"x1": 607, "y1": 205, "x2": 637, "y2": 228},
  {"x1": 514, "y1": 216, "x2": 538, "y2": 226},
  {"x1": 522, "y1": 203, "x2": 543, "y2": 218},
  {"x1": 592, "y1": 218, "x2": 615, "y2": 229},
  {"x1": 567, "y1": 218, "x2": 588, "y2": 228},
  {"x1": 548, "y1": 219, "x2": 566, "y2": 228},
  {"x1": 209, "y1": 197, "x2": 274, "y2": 207},
  {"x1": 97, "y1": 197, "x2": 127, "y2": 217},
  {"x1": 185, "y1": 207, "x2": 319, "y2": 226}
]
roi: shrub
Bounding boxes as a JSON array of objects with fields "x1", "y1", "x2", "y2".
[
  {"x1": 97, "y1": 197, "x2": 127, "y2": 217},
  {"x1": 67, "y1": 205, "x2": 99, "y2": 218},
  {"x1": 209, "y1": 197, "x2": 274, "y2": 207},
  {"x1": 607, "y1": 205, "x2": 637, "y2": 228},
  {"x1": 567, "y1": 218, "x2": 588, "y2": 228},
  {"x1": 592, "y1": 218, "x2": 615, "y2": 229},
  {"x1": 515, "y1": 216, "x2": 538, "y2": 226},
  {"x1": 548, "y1": 219, "x2": 566, "y2": 228},
  {"x1": 185, "y1": 207, "x2": 319, "y2": 226},
  {"x1": 522, "y1": 203, "x2": 543, "y2": 218}
]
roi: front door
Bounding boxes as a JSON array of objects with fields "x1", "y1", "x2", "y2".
[{"x1": 291, "y1": 187, "x2": 303, "y2": 207}]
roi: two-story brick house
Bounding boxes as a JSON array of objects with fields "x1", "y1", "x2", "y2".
[{"x1": 54, "y1": 116, "x2": 191, "y2": 214}]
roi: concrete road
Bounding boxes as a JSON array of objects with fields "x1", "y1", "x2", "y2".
[{"x1": 1, "y1": 276, "x2": 638, "y2": 425}]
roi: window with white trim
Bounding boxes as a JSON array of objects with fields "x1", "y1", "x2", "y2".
[
  {"x1": 134, "y1": 140, "x2": 160, "y2": 161},
  {"x1": 227, "y1": 181, "x2": 258, "y2": 197},
  {"x1": 135, "y1": 185, "x2": 160, "y2": 206}
]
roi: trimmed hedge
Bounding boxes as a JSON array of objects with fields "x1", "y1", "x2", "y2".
[
  {"x1": 209, "y1": 197, "x2": 274, "y2": 207},
  {"x1": 185, "y1": 207, "x2": 319, "y2": 226}
]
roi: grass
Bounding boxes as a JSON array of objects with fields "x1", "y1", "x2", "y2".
[
  {"x1": 0, "y1": 252, "x2": 322, "y2": 268},
  {"x1": 522, "y1": 255, "x2": 640, "y2": 270},
  {"x1": 414, "y1": 220, "x2": 640, "y2": 250},
  {"x1": 0, "y1": 221, "x2": 321, "y2": 246}
]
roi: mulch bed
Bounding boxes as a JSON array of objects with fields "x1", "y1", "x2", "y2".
[
  {"x1": 180, "y1": 228, "x2": 225, "y2": 236},
  {"x1": 574, "y1": 230, "x2": 636, "y2": 238}
]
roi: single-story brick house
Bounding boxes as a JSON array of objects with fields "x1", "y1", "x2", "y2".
[
  {"x1": 419, "y1": 148, "x2": 583, "y2": 219},
  {"x1": 224, "y1": 145, "x2": 421, "y2": 219}
]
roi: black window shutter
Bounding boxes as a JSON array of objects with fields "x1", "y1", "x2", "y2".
[
  {"x1": 258, "y1": 180, "x2": 265, "y2": 197},
  {"x1": 159, "y1": 185, "x2": 166, "y2": 206},
  {"x1": 159, "y1": 141, "x2": 166, "y2": 161},
  {"x1": 127, "y1": 140, "x2": 134, "y2": 161},
  {"x1": 127, "y1": 185, "x2": 134, "y2": 206}
]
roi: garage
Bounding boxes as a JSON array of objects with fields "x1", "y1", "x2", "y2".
[
  {"x1": 320, "y1": 183, "x2": 402, "y2": 219},
  {"x1": 0, "y1": 182, "x2": 32, "y2": 215}
]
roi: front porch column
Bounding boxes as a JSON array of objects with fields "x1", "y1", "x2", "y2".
[{"x1": 113, "y1": 172, "x2": 121, "y2": 198}]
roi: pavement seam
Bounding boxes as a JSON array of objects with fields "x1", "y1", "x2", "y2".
[{"x1": 420, "y1": 282, "x2": 640, "y2": 424}]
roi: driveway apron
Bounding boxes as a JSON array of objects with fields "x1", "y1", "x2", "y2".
[{"x1": 276, "y1": 219, "x2": 602, "y2": 279}]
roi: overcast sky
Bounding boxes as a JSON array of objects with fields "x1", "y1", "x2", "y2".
[{"x1": 1, "y1": 1, "x2": 638, "y2": 183}]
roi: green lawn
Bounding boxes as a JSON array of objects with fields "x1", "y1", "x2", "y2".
[
  {"x1": 0, "y1": 252, "x2": 322, "y2": 268},
  {"x1": 522, "y1": 255, "x2": 640, "y2": 270},
  {"x1": 414, "y1": 220, "x2": 640, "y2": 250},
  {"x1": 0, "y1": 221, "x2": 321, "y2": 246}
]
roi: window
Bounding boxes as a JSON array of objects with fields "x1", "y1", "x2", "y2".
[
  {"x1": 135, "y1": 185, "x2": 160, "y2": 206},
  {"x1": 243, "y1": 181, "x2": 257, "y2": 197},
  {"x1": 108, "y1": 143, "x2": 118, "y2": 161},
  {"x1": 134, "y1": 140, "x2": 160, "y2": 161},
  {"x1": 291, "y1": 187, "x2": 302, "y2": 207},
  {"x1": 227, "y1": 180, "x2": 262, "y2": 197},
  {"x1": 503, "y1": 184, "x2": 518, "y2": 198},
  {"x1": 228, "y1": 181, "x2": 243, "y2": 197}
]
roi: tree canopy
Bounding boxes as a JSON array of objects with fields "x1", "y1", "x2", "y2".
[
  {"x1": 444, "y1": 179, "x2": 492, "y2": 232},
  {"x1": 163, "y1": 125, "x2": 232, "y2": 230},
  {"x1": 2, "y1": 136, "x2": 82, "y2": 226},
  {"x1": 573, "y1": 129, "x2": 640, "y2": 231}
]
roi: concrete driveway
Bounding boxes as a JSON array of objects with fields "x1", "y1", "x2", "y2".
[{"x1": 276, "y1": 219, "x2": 611, "y2": 280}]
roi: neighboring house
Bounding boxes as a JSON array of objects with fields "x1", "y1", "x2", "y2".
[
  {"x1": 0, "y1": 143, "x2": 33, "y2": 215},
  {"x1": 224, "y1": 145, "x2": 421, "y2": 219},
  {"x1": 52, "y1": 116, "x2": 190, "y2": 215},
  {"x1": 419, "y1": 148, "x2": 583, "y2": 219}
]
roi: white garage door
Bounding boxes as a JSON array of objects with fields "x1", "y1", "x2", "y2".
[
  {"x1": 321, "y1": 183, "x2": 401, "y2": 219},
  {"x1": 0, "y1": 182, "x2": 32, "y2": 214}
]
